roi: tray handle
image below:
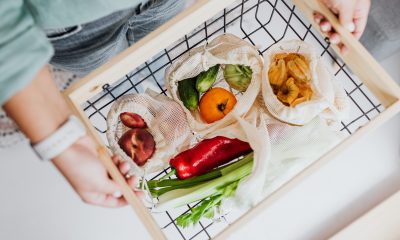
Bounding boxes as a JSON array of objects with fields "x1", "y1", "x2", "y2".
[{"x1": 62, "y1": 95, "x2": 166, "y2": 239}]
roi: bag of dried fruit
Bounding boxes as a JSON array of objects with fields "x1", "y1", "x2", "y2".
[
  {"x1": 165, "y1": 33, "x2": 264, "y2": 136},
  {"x1": 262, "y1": 40, "x2": 349, "y2": 126},
  {"x1": 106, "y1": 90, "x2": 193, "y2": 176}
]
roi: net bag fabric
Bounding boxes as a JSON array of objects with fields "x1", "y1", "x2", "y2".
[
  {"x1": 247, "y1": 91, "x2": 347, "y2": 196},
  {"x1": 260, "y1": 115, "x2": 345, "y2": 197},
  {"x1": 221, "y1": 94, "x2": 347, "y2": 206},
  {"x1": 165, "y1": 33, "x2": 264, "y2": 135},
  {"x1": 106, "y1": 90, "x2": 193, "y2": 176},
  {"x1": 262, "y1": 40, "x2": 349, "y2": 126},
  {"x1": 153, "y1": 108, "x2": 271, "y2": 212},
  {"x1": 204, "y1": 108, "x2": 271, "y2": 208}
]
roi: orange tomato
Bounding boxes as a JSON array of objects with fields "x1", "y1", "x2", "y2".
[{"x1": 199, "y1": 87, "x2": 237, "y2": 123}]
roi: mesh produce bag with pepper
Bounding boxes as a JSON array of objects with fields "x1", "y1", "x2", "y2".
[
  {"x1": 165, "y1": 34, "x2": 264, "y2": 136},
  {"x1": 152, "y1": 108, "x2": 272, "y2": 213}
]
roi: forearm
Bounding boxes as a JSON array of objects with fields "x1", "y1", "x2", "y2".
[
  {"x1": 2, "y1": 65, "x2": 138, "y2": 207},
  {"x1": 3, "y1": 66, "x2": 71, "y2": 144}
]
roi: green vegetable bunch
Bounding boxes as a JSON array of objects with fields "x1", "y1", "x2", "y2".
[
  {"x1": 144, "y1": 153, "x2": 254, "y2": 227},
  {"x1": 176, "y1": 181, "x2": 239, "y2": 228}
]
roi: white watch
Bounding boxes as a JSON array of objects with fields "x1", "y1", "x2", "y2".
[{"x1": 32, "y1": 116, "x2": 86, "y2": 160}]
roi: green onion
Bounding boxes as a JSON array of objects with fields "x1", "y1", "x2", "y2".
[
  {"x1": 154, "y1": 154, "x2": 253, "y2": 212},
  {"x1": 147, "y1": 153, "x2": 253, "y2": 197},
  {"x1": 176, "y1": 181, "x2": 239, "y2": 228}
]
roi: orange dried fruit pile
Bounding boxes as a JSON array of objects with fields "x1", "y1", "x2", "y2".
[{"x1": 268, "y1": 53, "x2": 313, "y2": 107}]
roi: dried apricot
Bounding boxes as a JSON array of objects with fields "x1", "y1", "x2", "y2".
[
  {"x1": 287, "y1": 57, "x2": 311, "y2": 83},
  {"x1": 291, "y1": 83, "x2": 313, "y2": 107},
  {"x1": 277, "y1": 78, "x2": 300, "y2": 105},
  {"x1": 268, "y1": 59, "x2": 287, "y2": 87},
  {"x1": 270, "y1": 53, "x2": 313, "y2": 107}
]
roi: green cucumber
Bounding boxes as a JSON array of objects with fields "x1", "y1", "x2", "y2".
[
  {"x1": 195, "y1": 64, "x2": 220, "y2": 93},
  {"x1": 178, "y1": 78, "x2": 199, "y2": 111}
]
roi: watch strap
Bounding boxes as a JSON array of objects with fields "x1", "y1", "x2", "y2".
[{"x1": 32, "y1": 116, "x2": 86, "y2": 160}]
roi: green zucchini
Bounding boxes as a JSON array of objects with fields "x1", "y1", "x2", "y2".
[
  {"x1": 178, "y1": 78, "x2": 199, "y2": 111},
  {"x1": 195, "y1": 64, "x2": 220, "y2": 93}
]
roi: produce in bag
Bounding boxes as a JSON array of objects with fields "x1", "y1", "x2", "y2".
[
  {"x1": 170, "y1": 136, "x2": 252, "y2": 179},
  {"x1": 145, "y1": 138, "x2": 253, "y2": 198},
  {"x1": 146, "y1": 110, "x2": 270, "y2": 228},
  {"x1": 199, "y1": 87, "x2": 237, "y2": 123},
  {"x1": 106, "y1": 90, "x2": 193, "y2": 176},
  {"x1": 119, "y1": 112, "x2": 148, "y2": 128},
  {"x1": 178, "y1": 78, "x2": 199, "y2": 111},
  {"x1": 262, "y1": 40, "x2": 349, "y2": 126},
  {"x1": 223, "y1": 64, "x2": 253, "y2": 91},
  {"x1": 118, "y1": 128, "x2": 155, "y2": 167},
  {"x1": 269, "y1": 53, "x2": 314, "y2": 107},
  {"x1": 196, "y1": 64, "x2": 220, "y2": 93},
  {"x1": 166, "y1": 33, "x2": 263, "y2": 136}
]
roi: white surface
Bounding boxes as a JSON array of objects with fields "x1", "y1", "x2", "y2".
[{"x1": 1, "y1": 48, "x2": 399, "y2": 240}]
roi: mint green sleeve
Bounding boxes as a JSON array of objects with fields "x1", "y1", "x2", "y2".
[{"x1": 0, "y1": 0, "x2": 54, "y2": 105}]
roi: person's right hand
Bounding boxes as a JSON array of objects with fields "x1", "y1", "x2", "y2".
[
  {"x1": 53, "y1": 135, "x2": 142, "y2": 208},
  {"x1": 314, "y1": 0, "x2": 371, "y2": 54},
  {"x1": 3, "y1": 66, "x2": 142, "y2": 208}
]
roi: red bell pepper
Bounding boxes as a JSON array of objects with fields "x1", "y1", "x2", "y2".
[{"x1": 169, "y1": 136, "x2": 252, "y2": 179}]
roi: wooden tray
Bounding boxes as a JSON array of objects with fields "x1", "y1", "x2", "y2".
[{"x1": 63, "y1": 0, "x2": 400, "y2": 239}]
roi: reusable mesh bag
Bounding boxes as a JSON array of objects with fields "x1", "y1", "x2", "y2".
[
  {"x1": 261, "y1": 115, "x2": 345, "y2": 197},
  {"x1": 166, "y1": 33, "x2": 264, "y2": 136},
  {"x1": 153, "y1": 108, "x2": 271, "y2": 212},
  {"x1": 262, "y1": 40, "x2": 349, "y2": 126},
  {"x1": 220, "y1": 94, "x2": 347, "y2": 210},
  {"x1": 204, "y1": 108, "x2": 271, "y2": 207},
  {"x1": 106, "y1": 90, "x2": 193, "y2": 176}
]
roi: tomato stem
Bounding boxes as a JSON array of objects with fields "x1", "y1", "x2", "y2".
[{"x1": 217, "y1": 99, "x2": 229, "y2": 112}]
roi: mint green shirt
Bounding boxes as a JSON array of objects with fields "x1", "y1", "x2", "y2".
[{"x1": 0, "y1": 0, "x2": 140, "y2": 105}]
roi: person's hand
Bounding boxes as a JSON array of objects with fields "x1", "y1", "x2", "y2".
[
  {"x1": 3, "y1": 66, "x2": 141, "y2": 208},
  {"x1": 314, "y1": 0, "x2": 371, "y2": 54},
  {"x1": 52, "y1": 135, "x2": 142, "y2": 207}
]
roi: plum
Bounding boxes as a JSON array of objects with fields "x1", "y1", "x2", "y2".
[
  {"x1": 118, "y1": 129, "x2": 155, "y2": 166},
  {"x1": 120, "y1": 112, "x2": 147, "y2": 128}
]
